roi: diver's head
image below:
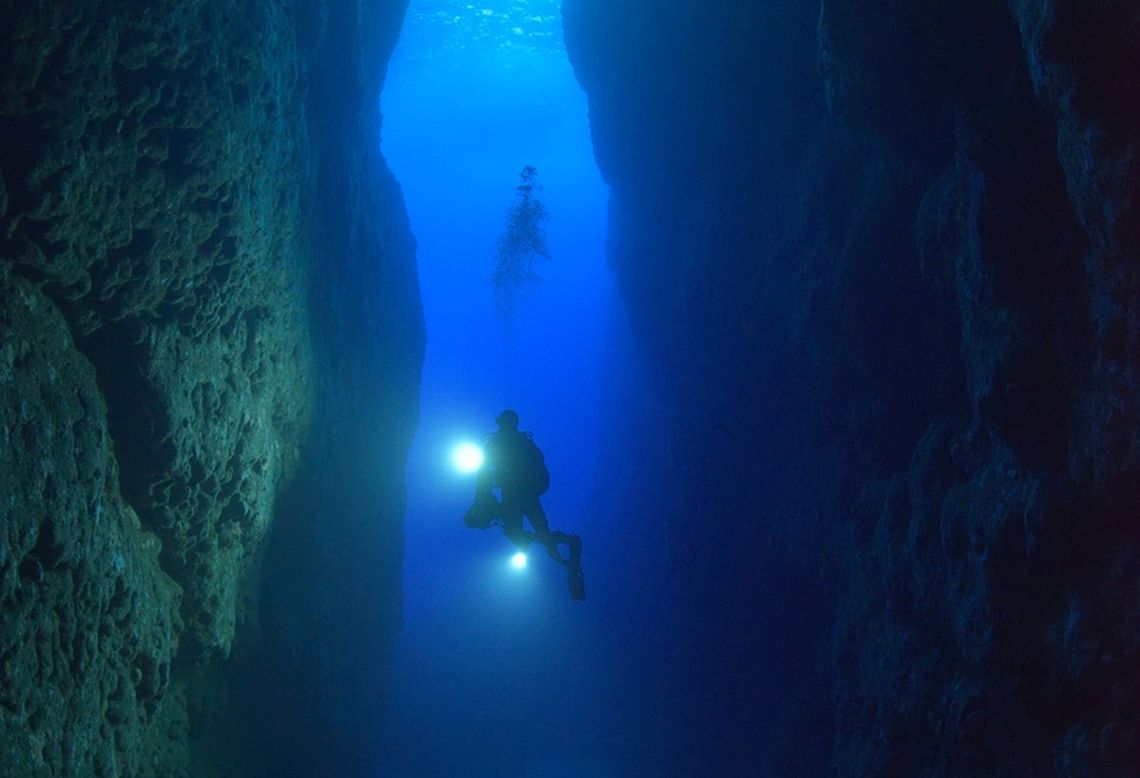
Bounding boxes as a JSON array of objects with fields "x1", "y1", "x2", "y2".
[{"x1": 495, "y1": 409, "x2": 520, "y2": 431}]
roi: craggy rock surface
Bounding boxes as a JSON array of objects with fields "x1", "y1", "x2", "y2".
[
  {"x1": 566, "y1": 0, "x2": 1140, "y2": 774},
  {"x1": 0, "y1": 1, "x2": 421, "y2": 775},
  {"x1": 1, "y1": 265, "x2": 182, "y2": 776}
]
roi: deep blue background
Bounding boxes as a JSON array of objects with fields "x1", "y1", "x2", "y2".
[{"x1": 379, "y1": 3, "x2": 674, "y2": 775}]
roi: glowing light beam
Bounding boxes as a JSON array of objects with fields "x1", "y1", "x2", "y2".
[
  {"x1": 511, "y1": 551, "x2": 528, "y2": 570},
  {"x1": 451, "y1": 442, "x2": 485, "y2": 473}
]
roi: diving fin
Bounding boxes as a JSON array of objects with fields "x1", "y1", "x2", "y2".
[
  {"x1": 568, "y1": 567, "x2": 586, "y2": 601},
  {"x1": 567, "y1": 534, "x2": 585, "y2": 601}
]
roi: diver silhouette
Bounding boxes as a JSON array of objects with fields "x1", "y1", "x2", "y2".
[{"x1": 464, "y1": 409, "x2": 585, "y2": 601}]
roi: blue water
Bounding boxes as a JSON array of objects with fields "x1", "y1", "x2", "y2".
[{"x1": 379, "y1": 3, "x2": 667, "y2": 775}]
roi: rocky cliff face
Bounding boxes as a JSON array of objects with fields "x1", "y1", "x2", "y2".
[
  {"x1": 566, "y1": 0, "x2": 1140, "y2": 774},
  {"x1": 0, "y1": 1, "x2": 421, "y2": 775}
]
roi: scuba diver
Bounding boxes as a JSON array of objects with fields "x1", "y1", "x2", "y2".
[{"x1": 464, "y1": 409, "x2": 586, "y2": 601}]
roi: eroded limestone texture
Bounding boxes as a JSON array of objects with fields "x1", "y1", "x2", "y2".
[
  {"x1": 1, "y1": 1, "x2": 421, "y2": 775},
  {"x1": 1, "y1": 265, "x2": 181, "y2": 775}
]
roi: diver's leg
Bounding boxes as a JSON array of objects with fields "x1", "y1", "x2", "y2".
[
  {"x1": 535, "y1": 507, "x2": 584, "y2": 601},
  {"x1": 522, "y1": 498, "x2": 583, "y2": 600},
  {"x1": 550, "y1": 530, "x2": 581, "y2": 569},
  {"x1": 549, "y1": 520, "x2": 584, "y2": 602},
  {"x1": 525, "y1": 498, "x2": 551, "y2": 535},
  {"x1": 503, "y1": 525, "x2": 537, "y2": 549},
  {"x1": 499, "y1": 498, "x2": 535, "y2": 550},
  {"x1": 548, "y1": 527, "x2": 583, "y2": 594},
  {"x1": 528, "y1": 499, "x2": 580, "y2": 562},
  {"x1": 524, "y1": 499, "x2": 571, "y2": 566}
]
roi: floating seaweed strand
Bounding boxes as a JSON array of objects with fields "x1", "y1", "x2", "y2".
[{"x1": 492, "y1": 165, "x2": 550, "y2": 319}]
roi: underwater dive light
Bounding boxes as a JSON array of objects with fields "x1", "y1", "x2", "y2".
[
  {"x1": 510, "y1": 551, "x2": 528, "y2": 570},
  {"x1": 451, "y1": 442, "x2": 485, "y2": 473}
]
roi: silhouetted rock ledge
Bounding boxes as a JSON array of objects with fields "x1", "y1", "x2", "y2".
[{"x1": 1, "y1": 1, "x2": 421, "y2": 775}]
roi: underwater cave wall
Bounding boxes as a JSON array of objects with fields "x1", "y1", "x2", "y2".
[
  {"x1": 566, "y1": 0, "x2": 1140, "y2": 774},
  {"x1": 0, "y1": 1, "x2": 421, "y2": 775},
  {"x1": 234, "y1": 0, "x2": 423, "y2": 775}
]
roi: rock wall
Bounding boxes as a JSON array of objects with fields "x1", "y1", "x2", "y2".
[
  {"x1": 0, "y1": 1, "x2": 421, "y2": 775},
  {"x1": 565, "y1": 0, "x2": 1140, "y2": 774}
]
